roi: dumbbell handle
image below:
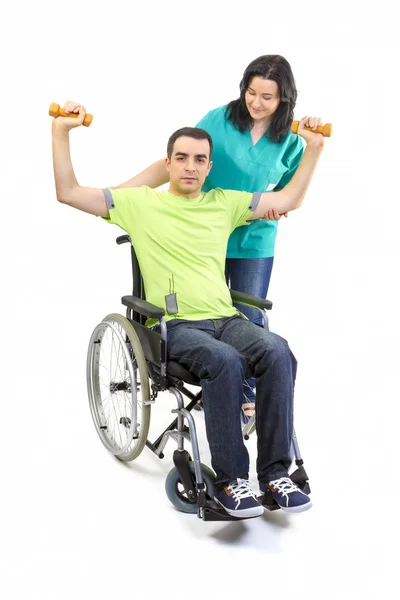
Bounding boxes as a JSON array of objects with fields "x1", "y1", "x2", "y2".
[
  {"x1": 291, "y1": 120, "x2": 332, "y2": 137},
  {"x1": 49, "y1": 103, "x2": 93, "y2": 127}
]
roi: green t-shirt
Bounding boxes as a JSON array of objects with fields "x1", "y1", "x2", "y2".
[
  {"x1": 196, "y1": 105, "x2": 304, "y2": 258},
  {"x1": 104, "y1": 186, "x2": 258, "y2": 326}
]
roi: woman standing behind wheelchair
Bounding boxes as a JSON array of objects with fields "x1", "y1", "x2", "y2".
[{"x1": 117, "y1": 54, "x2": 310, "y2": 423}]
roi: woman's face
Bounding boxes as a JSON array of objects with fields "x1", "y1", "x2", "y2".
[{"x1": 245, "y1": 76, "x2": 280, "y2": 123}]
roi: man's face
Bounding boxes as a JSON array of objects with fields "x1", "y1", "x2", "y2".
[{"x1": 166, "y1": 136, "x2": 212, "y2": 197}]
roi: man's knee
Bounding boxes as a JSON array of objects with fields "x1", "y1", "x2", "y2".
[
  {"x1": 208, "y1": 344, "x2": 246, "y2": 377},
  {"x1": 254, "y1": 332, "x2": 296, "y2": 369}
]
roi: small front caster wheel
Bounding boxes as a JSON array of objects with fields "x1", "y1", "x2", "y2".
[{"x1": 165, "y1": 463, "x2": 216, "y2": 513}]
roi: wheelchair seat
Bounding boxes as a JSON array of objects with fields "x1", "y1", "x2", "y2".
[{"x1": 166, "y1": 361, "x2": 200, "y2": 385}]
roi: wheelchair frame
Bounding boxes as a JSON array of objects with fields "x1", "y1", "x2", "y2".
[{"x1": 86, "y1": 234, "x2": 310, "y2": 521}]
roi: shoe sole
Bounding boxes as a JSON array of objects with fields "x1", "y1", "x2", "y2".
[
  {"x1": 214, "y1": 497, "x2": 264, "y2": 519},
  {"x1": 279, "y1": 500, "x2": 313, "y2": 513}
]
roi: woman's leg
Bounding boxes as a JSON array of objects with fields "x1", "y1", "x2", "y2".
[
  {"x1": 226, "y1": 257, "x2": 274, "y2": 325},
  {"x1": 225, "y1": 257, "x2": 274, "y2": 423}
]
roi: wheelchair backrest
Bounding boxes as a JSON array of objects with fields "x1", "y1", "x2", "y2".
[{"x1": 116, "y1": 235, "x2": 146, "y2": 324}]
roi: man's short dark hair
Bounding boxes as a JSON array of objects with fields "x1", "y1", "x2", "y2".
[{"x1": 167, "y1": 127, "x2": 213, "y2": 160}]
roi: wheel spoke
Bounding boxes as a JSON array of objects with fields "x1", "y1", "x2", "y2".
[{"x1": 87, "y1": 315, "x2": 150, "y2": 459}]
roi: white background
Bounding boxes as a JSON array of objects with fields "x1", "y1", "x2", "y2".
[{"x1": 1, "y1": 1, "x2": 399, "y2": 598}]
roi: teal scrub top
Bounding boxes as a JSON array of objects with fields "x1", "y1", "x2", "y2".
[{"x1": 196, "y1": 105, "x2": 305, "y2": 258}]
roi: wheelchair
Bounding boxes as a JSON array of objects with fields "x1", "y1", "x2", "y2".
[{"x1": 86, "y1": 234, "x2": 311, "y2": 521}]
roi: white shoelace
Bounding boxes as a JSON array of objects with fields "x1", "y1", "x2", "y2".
[
  {"x1": 269, "y1": 477, "x2": 305, "y2": 499},
  {"x1": 227, "y1": 479, "x2": 257, "y2": 509}
]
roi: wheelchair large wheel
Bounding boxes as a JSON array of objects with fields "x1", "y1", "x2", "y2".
[
  {"x1": 87, "y1": 313, "x2": 150, "y2": 461},
  {"x1": 165, "y1": 463, "x2": 216, "y2": 513}
]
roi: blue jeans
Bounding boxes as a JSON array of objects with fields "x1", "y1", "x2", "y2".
[
  {"x1": 225, "y1": 257, "x2": 274, "y2": 406},
  {"x1": 166, "y1": 315, "x2": 296, "y2": 488}
]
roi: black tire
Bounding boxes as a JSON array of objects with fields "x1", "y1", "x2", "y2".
[{"x1": 165, "y1": 463, "x2": 216, "y2": 513}]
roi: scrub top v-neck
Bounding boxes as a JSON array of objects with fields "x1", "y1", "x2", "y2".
[{"x1": 196, "y1": 105, "x2": 304, "y2": 258}]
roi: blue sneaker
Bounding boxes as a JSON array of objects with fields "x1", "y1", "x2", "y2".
[
  {"x1": 214, "y1": 479, "x2": 264, "y2": 518},
  {"x1": 266, "y1": 477, "x2": 312, "y2": 513}
]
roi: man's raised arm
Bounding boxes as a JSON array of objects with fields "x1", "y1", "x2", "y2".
[
  {"x1": 250, "y1": 117, "x2": 325, "y2": 220},
  {"x1": 52, "y1": 101, "x2": 109, "y2": 218}
]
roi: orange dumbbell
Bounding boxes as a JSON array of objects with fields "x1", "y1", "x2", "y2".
[
  {"x1": 291, "y1": 120, "x2": 332, "y2": 137},
  {"x1": 49, "y1": 103, "x2": 93, "y2": 127}
]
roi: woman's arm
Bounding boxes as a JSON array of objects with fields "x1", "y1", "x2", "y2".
[
  {"x1": 250, "y1": 117, "x2": 325, "y2": 220},
  {"x1": 114, "y1": 109, "x2": 212, "y2": 189},
  {"x1": 113, "y1": 159, "x2": 169, "y2": 189}
]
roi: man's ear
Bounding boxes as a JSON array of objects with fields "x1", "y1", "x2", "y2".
[
  {"x1": 165, "y1": 157, "x2": 170, "y2": 172},
  {"x1": 207, "y1": 160, "x2": 213, "y2": 175}
]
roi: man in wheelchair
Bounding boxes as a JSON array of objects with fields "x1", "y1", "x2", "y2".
[{"x1": 52, "y1": 102, "x2": 324, "y2": 519}]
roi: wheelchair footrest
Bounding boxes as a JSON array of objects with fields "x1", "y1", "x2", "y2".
[
  {"x1": 198, "y1": 498, "x2": 244, "y2": 521},
  {"x1": 290, "y1": 465, "x2": 311, "y2": 494},
  {"x1": 257, "y1": 491, "x2": 281, "y2": 511}
]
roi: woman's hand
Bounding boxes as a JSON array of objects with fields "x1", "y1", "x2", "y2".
[
  {"x1": 297, "y1": 116, "x2": 325, "y2": 146},
  {"x1": 259, "y1": 208, "x2": 289, "y2": 221}
]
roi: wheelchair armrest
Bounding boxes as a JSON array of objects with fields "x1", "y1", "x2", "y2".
[
  {"x1": 230, "y1": 289, "x2": 273, "y2": 310},
  {"x1": 121, "y1": 295, "x2": 165, "y2": 319}
]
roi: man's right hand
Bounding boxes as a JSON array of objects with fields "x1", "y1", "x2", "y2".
[{"x1": 52, "y1": 100, "x2": 87, "y2": 131}]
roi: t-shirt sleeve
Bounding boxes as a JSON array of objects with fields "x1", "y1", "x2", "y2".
[
  {"x1": 219, "y1": 189, "x2": 261, "y2": 231},
  {"x1": 102, "y1": 187, "x2": 144, "y2": 231},
  {"x1": 275, "y1": 137, "x2": 305, "y2": 190}
]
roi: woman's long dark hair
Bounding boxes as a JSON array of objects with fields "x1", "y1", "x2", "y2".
[{"x1": 226, "y1": 55, "x2": 297, "y2": 143}]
